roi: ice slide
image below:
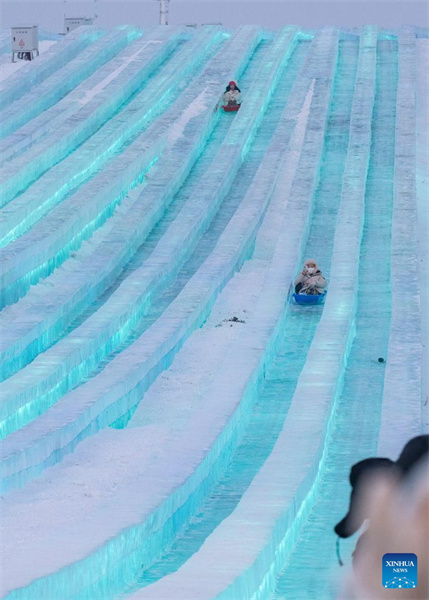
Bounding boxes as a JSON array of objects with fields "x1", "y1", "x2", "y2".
[{"x1": 1, "y1": 24, "x2": 427, "y2": 600}]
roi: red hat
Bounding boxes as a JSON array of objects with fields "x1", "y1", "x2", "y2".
[{"x1": 229, "y1": 80, "x2": 236, "y2": 86}]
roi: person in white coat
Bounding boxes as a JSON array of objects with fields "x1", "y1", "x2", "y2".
[
  {"x1": 223, "y1": 80, "x2": 242, "y2": 106},
  {"x1": 294, "y1": 259, "x2": 327, "y2": 295}
]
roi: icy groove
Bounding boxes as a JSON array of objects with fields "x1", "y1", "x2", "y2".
[
  {"x1": 0, "y1": 24, "x2": 422, "y2": 600},
  {"x1": 273, "y1": 34, "x2": 397, "y2": 600},
  {"x1": 105, "y1": 40, "x2": 311, "y2": 383},
  {"x1": 0, "y1": 35, "x2": 223, "y2": 308},
  {"x1": 127, "y1": 27, "x2": 377, "y2": 600},
  {"x1": 0, "y1": 27, "x2": 223, "y2": 250},
  {"x1": 124, "y1": 34, "x2": 356, "y2": 597},
  {"x1": 124, "y1": 27, "x2": 346, "y2": 600},
  {"x1": 0, "y1": 27, "x2": 183, "y2": 207},
  {"x1": 378, "y1": 28, "x2": 423, "y2": 456},
  {"x1": 2, "y1": 27, "x2": 260, "y2": 393},
  {"x1": 0, "y1": 27, "x2": 278, "y2": 485},
  {"x1": 0, "y1": 26, "x2": 101, "y2": 110},
  {"x1": 0, "y1": 27, "x2": 263, "y2": 432},
  {"x1": 76, "y1": 41, "x2": 280, "y2": 381},
  {"x1": 0, "y1": 130, "x2": 163, "y2": 310},
  {"x1": 416, "y1": 37, "x2": 429, "y2": 429},
  {"x1": 0, "y1": 32, "x2": 282, "y2": 482},
  {"x1": 0, "y1": 27, "x2": 141, "y2": 141},
  {"x1": 0, "y1": 31, "x2": 158, "y2": 164},
  {"x1": 0, "y1": 28, "x2": 326, "y2": 600},
  {"x1": 116, "y1": 42, "x2": 314, "y2": 597}
]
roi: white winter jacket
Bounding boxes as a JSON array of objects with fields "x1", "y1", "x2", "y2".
[
  {"x1": 223, "y1": 89, "x2": 242, "y2": 105},
  {"x1": 294, "y1": 259, "x2": 327, "y2": 293}
]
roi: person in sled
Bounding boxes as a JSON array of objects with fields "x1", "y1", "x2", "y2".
[
  {"x1": 223, "y1": 80, "x2": 242, "y2": 106},
  {"x1": 294, "y1": 259, "x2": 327, "y2": 295}
]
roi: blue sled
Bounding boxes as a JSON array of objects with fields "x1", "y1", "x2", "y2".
[{"x1": 293, "y1": 291, "x2": 327, "y2": 306}]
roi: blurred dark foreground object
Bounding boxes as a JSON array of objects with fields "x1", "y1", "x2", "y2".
[
  {"x1": 335, "y1": 435, "x2": 429, "y2": 541},
  {"x1": 337, "y1": 454, "x2": 429, "y2": 599}
]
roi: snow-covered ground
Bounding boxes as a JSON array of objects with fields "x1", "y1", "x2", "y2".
[
  {"x1": 0, "y1": 24, "x2": 427, "y2": 600},
  {"x1": 2, "y1": 262, "x2": 266, "y2": 592}
]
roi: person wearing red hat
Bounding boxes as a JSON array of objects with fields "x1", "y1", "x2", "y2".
[{"x1": 223, "y1": 80, "x2": 242, "y2": 106}]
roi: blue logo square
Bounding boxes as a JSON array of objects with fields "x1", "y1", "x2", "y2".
[{"x1": 382, "y1": 553, "x2": 417, "y2": 589}]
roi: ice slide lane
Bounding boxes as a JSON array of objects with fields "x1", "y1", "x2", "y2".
[
  {"x1": 103, "y1": 39, "x2": 310, "y2": 381},
  {"x1": 0, "y1": 24, "x2": 251, "y2": 342},
  {"x1": 125, "y1": 27, "x2": 376, "y2": 600},
  {"x1": 0, "y1": 30, "x2": 274, "y2": 594},
  {"x1": 273, "y1": 33, "x2": 397, "y2": 600},
  {"x1": 0, "y1": 31, "x2": 223, "y2": 311},
  {"x1": 122, "y1": 33, "x2": 357, "y2": 598},
  {"x1": 67, "y1": 34, "x2": 303, "y2": 378},
  {"x1": 0, "y1": 27, "x2": 328, "y2": 600},
  {"x1": 0, "y1": 27, "x2": 224, "y2": 257},
  {"x1": 0, "y1": 27, "x2": 142, "y2": 159},
  {"x1": 0, "y1": 29, "x2": 289, "y2": 478},
  {"x1": 0, "y1": 28, "x2": 283, "y2": 487},
  {"x1": 0, "y1": 28, "x2": 133, "y2": 164},
  {"x1": 66, "y1": 38, "x2": 290, "y2": 375},
  {"x1": 378, "y1": 28, "x2": 424, "y2": 457},
  {"x1": 0, "y1": 26, "x2": 102, "y2": 111},
  {"x1": 0, "y1": 26, "x2": 263, "y2": 424},
  {"x1": 415, "y1": 35, "x2": 429, "y2": 430},
  {"x1": 0, "y1": 26, "x2": 184, "y2": 208},
  {"x1": 0, "y1": 26, "x2": 225, "y2": 248},
  {"x1": 0, "y1": 23, "x2": 249, "y2": 376},
  {"x1": 0, "y1": 30, "x2": 182, "y2": 221},
  {"x1": 0, "y1": 27, "x2": 142, "y2": 142},
  {"x1": 0, "y1": 29, "x2": 160, "y2": 165}
]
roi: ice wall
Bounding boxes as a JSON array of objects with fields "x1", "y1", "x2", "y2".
[
  {"x1": 0, "y1": 26, "x2": 102, "y2": 110},
  {"x1": 378, "y1": 28, "x2": 424, "y2": 456},
  {"x1": 0, "y1": 25, "x2": 265, "y2": 491},
  {"x1": 0, "y1": 27, "x2": 141, "y2": 141}
]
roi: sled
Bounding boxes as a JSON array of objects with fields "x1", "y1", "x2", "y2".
[
  {"x1": 292, "y1": 291, "x2": 327, "y2": 306},
  {"x1": 222, "y1": 104, "x2": 241, "y2": 112}
]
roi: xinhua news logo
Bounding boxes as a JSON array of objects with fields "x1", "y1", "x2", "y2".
[{"x1": 382, "y1": 553, "x2": 417, "y2": 589}]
